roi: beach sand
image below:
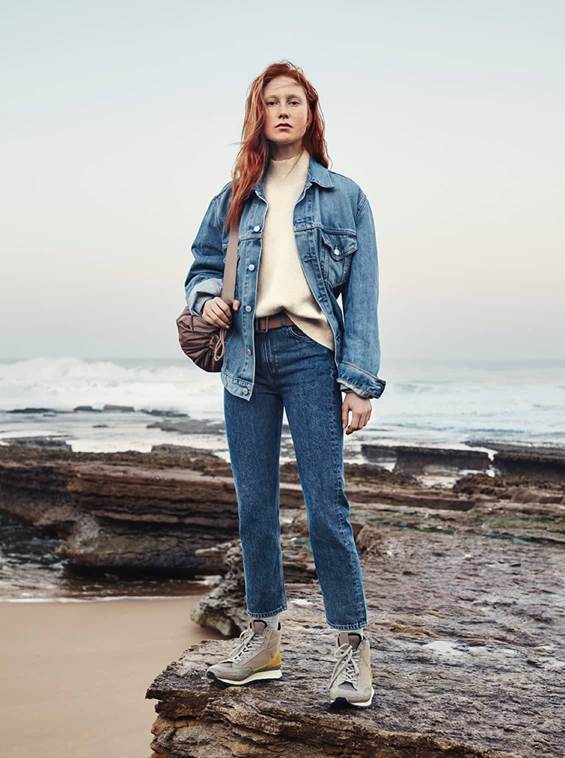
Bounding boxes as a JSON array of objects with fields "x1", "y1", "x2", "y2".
[{"x1": 0, "y1": 595, "x2": 223, "y2": 758}]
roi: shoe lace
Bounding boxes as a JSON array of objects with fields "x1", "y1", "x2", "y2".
[
  {"x1": 332, "y1": 642, "x2": 360, "y2": 687},
  {"x1": 229, "y1": 627, "x2": 266, "y2": 663}
]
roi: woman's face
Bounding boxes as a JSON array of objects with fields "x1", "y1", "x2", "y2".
[{"x1": 262, "y1": 75, "x2": 310, "y2": 150}]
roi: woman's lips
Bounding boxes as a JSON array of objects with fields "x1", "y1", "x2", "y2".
[{"x1": 276, "y1": 124, "x2": 291, "y2": 129}]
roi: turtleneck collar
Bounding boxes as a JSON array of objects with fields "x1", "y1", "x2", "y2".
[{"x1": 267, "y1": 148, "x2": 310, "y2": 179}]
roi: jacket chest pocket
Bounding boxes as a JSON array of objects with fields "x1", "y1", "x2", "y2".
[{"x1": 319, "y1": 229, "x2": 358, "y2": 287}]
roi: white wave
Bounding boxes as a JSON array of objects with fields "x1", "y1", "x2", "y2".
[
  {"x1": 0, "y1": 356, "x2": 564, "y2": 450},
  {"x1": 0, "y1": 356, "x2": 220, "y2": 414}
]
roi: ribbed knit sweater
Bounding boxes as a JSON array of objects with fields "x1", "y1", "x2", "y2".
[{"x1": 254, "y1": 148, "x2": 335, "y2": 351}]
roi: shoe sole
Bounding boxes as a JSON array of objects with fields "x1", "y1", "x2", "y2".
[
  {"x1": 330, "y1": 686, "x2": 375, "y2": 708},
  {"x1": 207, "y1": 668, "x2": 282, "y2": 686}
]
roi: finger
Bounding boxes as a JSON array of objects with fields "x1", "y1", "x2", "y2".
[
  {"x1": 342, "y1": 402, "x2": 349, "y2": 429},
  {"x1": 345, "y1": 415, "x2": 358, "y2": 435},
  {"x1": 202, "y1": 303, "x2": 217, "y2": 325},
  {"x1": 347, "y1": 411, "x2": 363, "y2": 434},
  {"x1": 210, "y1": 312, "x2": 230, "y2": 328},
  {"x1": 214, "y1": 299, "x2": 232, "y2": 317},
  {"x1": 211, "y1": 302, "x2": 231, "y2": 327}
]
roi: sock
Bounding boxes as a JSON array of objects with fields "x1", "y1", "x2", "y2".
[
  {"x1": 336, "y1": 628, "x2": 365, "y2": 649},
  {"x1": 349, "y1": 627, "x2": 365, "y2": 638},
  {"x1": 254, "y1": 613, "x2": 280, "y2": 629}
]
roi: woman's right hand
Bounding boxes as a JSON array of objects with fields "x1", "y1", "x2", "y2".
[{"x1": 202, "y1": 296, "x2": 240, "y2": 328}]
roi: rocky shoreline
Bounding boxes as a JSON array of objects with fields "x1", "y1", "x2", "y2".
[{"x1": 1, "y1": 440, "x2": 564, "y2": 756}]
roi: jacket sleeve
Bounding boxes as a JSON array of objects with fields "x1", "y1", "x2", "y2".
[
  {"x1": 336, "y1": 192, "x2": 386, "y2": 400},
  {"x1": 183, "y1": 194, "x2": 225, "y2": 316}
]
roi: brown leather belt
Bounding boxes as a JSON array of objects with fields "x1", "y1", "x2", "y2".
[{"x1": 254, "y1": 310, "x2": 294, "y2": 331}]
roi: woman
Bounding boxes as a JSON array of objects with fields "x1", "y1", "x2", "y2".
[{"x1": 184, "y1": 61, "x2": 385, "y2": 708}]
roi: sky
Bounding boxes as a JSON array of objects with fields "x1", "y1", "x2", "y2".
[{"x1": 1, "y1": 0, "x2": 564, "y2": 364}]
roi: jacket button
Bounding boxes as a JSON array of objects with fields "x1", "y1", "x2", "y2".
[
  {"x1": 242, "y1": 387, "x2": 249, "y2": 394},
  {"x1": 248, "y1": 264, "x2": 255, "y2": 271},
  {"x1": 334, "y1": 247, "x2": 341, "y2": 256},
  {"x1": 253, "y1": 225, "x2": 261, "y2": 232},
  {"x1": 246, "y1": 347, "x2": 251, "y2": 355},
  {"x1": 245, "y1": 305, "x2": 252, "y2": 312}
]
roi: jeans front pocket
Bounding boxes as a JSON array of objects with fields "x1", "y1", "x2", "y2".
[{"x1": 287, "y1": 324, "x2": 316, "y2": 344}]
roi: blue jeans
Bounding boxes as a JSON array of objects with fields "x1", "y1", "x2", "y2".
[{"x1": 223, "y1": 320, "x2": 369, "y2": 631}]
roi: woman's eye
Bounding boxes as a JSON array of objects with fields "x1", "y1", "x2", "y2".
[{"x1": 265, "y1": 101, "x2": 300, "y2": 106}]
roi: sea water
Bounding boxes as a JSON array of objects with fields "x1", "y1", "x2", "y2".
[{"x1": 1, "y1": 355, "x2": 564, "y2": 453}]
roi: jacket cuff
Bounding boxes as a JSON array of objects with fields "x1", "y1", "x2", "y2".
[
  {"x1": 337, "y1": 361, "x2": 386, "y2": 399},
  {"x1": 185, "y1": 277, "x2": 223, "y2": 316}
]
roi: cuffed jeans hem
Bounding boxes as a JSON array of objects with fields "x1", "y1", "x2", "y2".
[
  {"x1": 327, "y1": 619, "x2": 368, "y2": 631},
  {"x1": 246, "y1": 603, "x2": 287, "y2": 618}
]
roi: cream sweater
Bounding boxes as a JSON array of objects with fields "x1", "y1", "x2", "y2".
[{"x1": 254, "y1": 148, "x2": 335, "y2": 351}]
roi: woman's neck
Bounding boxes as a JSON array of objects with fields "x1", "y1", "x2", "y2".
[{"x1": 269, "y1": 141, "x2": 305, "y2": 161}]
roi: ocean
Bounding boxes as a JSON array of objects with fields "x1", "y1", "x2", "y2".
[{"x1": 1, "y1": 355, "x2": 564, "y2": 453}]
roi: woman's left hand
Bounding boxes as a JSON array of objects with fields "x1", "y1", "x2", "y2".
[{"x1": 341, "y1": 391, "x2": 372, "y2": 435}]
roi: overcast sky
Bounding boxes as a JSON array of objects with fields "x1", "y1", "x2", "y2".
[{"x1": 1, "y1": 1, "x2": 563, "y2": 363}]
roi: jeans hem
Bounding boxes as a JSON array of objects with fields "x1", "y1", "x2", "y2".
[
  {"x1": 327, "y1": 620, "x2": 368, "y2": 631},
  {"x1": 246, "y1": 603, "x2": 287, "y2": 618}
]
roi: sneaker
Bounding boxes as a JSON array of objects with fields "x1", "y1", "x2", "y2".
[
  {"x1": 206, "y1": 619, "x2": 282, "y2": 686},
  {"x1": 329, "y1": 631, "x2": 374, "y2": 707}
]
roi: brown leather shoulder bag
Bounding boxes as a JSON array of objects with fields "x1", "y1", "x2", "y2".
[{"x1": 175, "y1": 221, "x2": 239, "y2": 372}]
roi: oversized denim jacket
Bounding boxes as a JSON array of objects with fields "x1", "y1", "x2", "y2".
[{"x1": 183, "y1": 154, "x2": 386, "y2": 401}]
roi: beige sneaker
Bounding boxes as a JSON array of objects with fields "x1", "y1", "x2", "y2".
[
  {"x1": 329, "y1": 631, "x2": 374, "y2": 707},
  {"x1": 206, "y1": 619, "x2": 282, "y2": 686}
]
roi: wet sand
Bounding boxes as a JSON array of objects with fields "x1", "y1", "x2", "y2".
[{"x1": 0, "y1": 595, "x2": 223, "y2": 758}]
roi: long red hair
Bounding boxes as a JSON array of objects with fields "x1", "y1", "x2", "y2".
[{"x1": 224, "y1": 60, "x2": 331, "y2": 231}]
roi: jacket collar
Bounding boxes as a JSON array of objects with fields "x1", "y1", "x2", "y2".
[
  {"x1": 308, "y1": 153, "x2": 335, "y2": 188},
  {"x1": 253, "y1": 150, "x2": 334, "y2": 198}
]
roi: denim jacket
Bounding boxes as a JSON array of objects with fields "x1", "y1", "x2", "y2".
[{"x1": 183, "y1": 154, "x2": 386, "y2": 401}]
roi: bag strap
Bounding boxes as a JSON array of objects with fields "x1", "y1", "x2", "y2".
[
  {"x1": 220, "y1": 223, "x2": 239, "y2": 304},
  {"x1": 210, "y1": 222, "x2": 239, "y2": 363}
]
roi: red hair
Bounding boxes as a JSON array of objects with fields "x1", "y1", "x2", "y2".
[{"x1": 224, "y1": 60, "x2": 331, "y2": 231}]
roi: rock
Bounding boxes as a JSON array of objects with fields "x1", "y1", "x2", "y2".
[
  {"x1": 141, "y1": 409, "x2": 190, "y2": 418},
  {"x1": 146, "y1": 523, "x2": 564, "y2": 757},
  {"x1": 466, "y1": 441, "x2": 565, "y2": 482},
  {"x1": 1, "y1": 436, "x2": 72, "y2": 449},
  {"x1": 494, "y1": 449, "x2": 565, "y2": 481},
  {"x1": 1, "y1": 444, "x2": 564, "y2": 574},
  {"x1": 362, "y1": 443, "x2": 491, "y2": 476},
  {"x1": 0, "y1": 445, "x2": 240, "y2": 572},
  {"x1": 1, "y1": 441, "x2": 563, "y2": 754},
  {"x1": 147, "y1": 419, "x2": 225, "y2": 435},
  {"x1": 150, "y1": 444, "x2": 222, "y2": 459},
  {"x1": 6, "y1": 407, "x2": 60, "y2": 414}
]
